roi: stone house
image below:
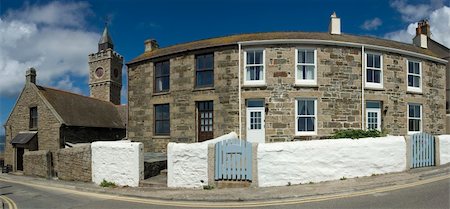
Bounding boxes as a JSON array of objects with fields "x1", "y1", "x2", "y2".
[
  {"x1": 3, "y1": 26, "x2": 126, "y2": 172},
  {"x1": 126, "y1": 14, "x2": 447, "y2": 153}
]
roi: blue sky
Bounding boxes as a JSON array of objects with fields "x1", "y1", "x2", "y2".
[{"x1": 0, "y1": 0, "x2": 449, "y2": 135}]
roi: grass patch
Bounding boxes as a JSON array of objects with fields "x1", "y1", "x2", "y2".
[
  {"x1": 332, "y1": 129, "x2": 386, "y2": 139},
  {"x1": 100, "y1": 179, "x2": 117, "y2": 188},
  {"x1": 203, "y1": 185, "x2": 215, "y2": 190}
]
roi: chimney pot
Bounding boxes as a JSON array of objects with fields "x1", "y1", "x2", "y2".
[
  {"x1": 145, "y1": 39, "x2": 159, "y2": 52},
  {"x1": 329, "y1": 12, "x2": 341, "y2": 35},
  {"x1": 26, "y1": 67, "x2": 37, "y2": 84}
]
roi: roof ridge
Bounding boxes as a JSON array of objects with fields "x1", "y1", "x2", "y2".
[{"x1": 37, "y1": 85, "x2": 118, "y2": 107}]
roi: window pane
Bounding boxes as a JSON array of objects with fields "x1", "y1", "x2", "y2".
[
  {"x1": 306, "y1": 50, "x2": 314, "y2": 64},
  {"x1": 306, "y1": 117, "x2": 315, "y2": 131},
  {"x1": 255, "y1": 51, "x2": 263, "y2": 64},
  {"x1": 413, "y1": 76, "x2": 420, "y2": 87},
  {"x1": 367, "y1": 69, "x2": 373, "y2": 82},
  {"x1": 162, "y1": 61, "x2": 170, "y2": 75},
  {"x1": 366, "y1": 101, "x2": 380, "y2": 108},
  {"x1": 414, "y1": 62, "x2": 420, "y2": 74},
  {"x1": 409, "y1": 105, "x2": 415, "y2": 117},
  {"x1": 305, "y1": 66, "x2": 315, "y2": 80},
  {"x1": 374, "y1": 70, "x2": 381, "y2": 83},
  {"x1": 248, "y1": 100, "x2": 264, "y2": 107},
  {"x1": 408, "y1": 61, "x2": 413, "y2": 73},
  {"x1": 298, "y1": 118, "x2": 306, "y2": 131},
  {"x1": 414, "y1": 105, "x2": 420, "y2": 117},
  {"x1": 247, "y1": 51, "x2": 254, "y2": 64},
  {"x1": 408, "y1": 75, "x2": 413, "y2": 87},
  {"x1": 298, "y1": 51, "x2": 305, "y2": 63},
  {"x1": 374, "y1": 55, "x2": 380, "y2": 68},
  {"x1": 367, "y1": 54, "x2": 374, "y2": 68},
  {"x1": 298, "y1": 100, "x2": 305, "y2": 115},
  {"x1": 306, "y1": 100, "x2": 315, "y2": 115}
]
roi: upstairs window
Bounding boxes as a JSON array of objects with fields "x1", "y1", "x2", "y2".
[
  {"x1": 154, "y1": 60, "x2": 170, "y2": 93},
  {"x1": 365, "y1": 53, "x2": 383, "y2": 89},
  {"x1": 154, "y1": 104, "x2": 170, "y2": 135},
  {"x1": 244, "y1": 49, "x2": 265, "y2": 85},
  {"x1": 29, "y1": 107, "x2": 38, "y2": 129},
  {"x1": 296, "y1": 49, "x2": 317, "y2": 85},
  {"x1": 195, "y1": 54, "x2": 214, "y2": 88},
  {"x1": 408, "y1": 103, "x2": 422, "y2": 134},
  {"x1": 407, "y1": 60, "x2": 421, "y2": 92}
]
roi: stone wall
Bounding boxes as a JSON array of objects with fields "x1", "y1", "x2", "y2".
[
  {"x1": 128, "y1": 44, "x2": 446, "y2": 151},
  {"x1": 55, "y1": 145, "x2": 91, "y2": 182},
  {"x1": 4, "y1": 84, "x2": 61, "y2": 170},
  {"x1": 23, "y1": 150, "x2": 51, "y2": 178},
  {"x1": 128, "y1": 46, "x2": 240, "y2": 152}
]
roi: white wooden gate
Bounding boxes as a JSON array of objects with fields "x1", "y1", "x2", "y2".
[{"x1": 214, "y1": 139, "x2": 252, "y2": 181}]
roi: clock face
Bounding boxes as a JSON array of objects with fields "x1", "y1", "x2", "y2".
[
  {"x1": 95, "y1": 67, "x2": 104, "y2": 78},
  {"x1": 114, "y1": 68, "x2": 119, "y2": 78}
]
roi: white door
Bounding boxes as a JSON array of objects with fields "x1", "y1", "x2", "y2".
[
  {"x1": 366, "y1": 108, "x2": 381, "y2": 131},
  {"x1": 246, "y1": 107, "x2": 265, "y2": 143}
]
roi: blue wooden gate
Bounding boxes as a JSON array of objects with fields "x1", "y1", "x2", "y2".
[
  {"x1": 215, "y1": 139, "x2": 252, "y2": 181},
  {"x1": 411, "y1": 132, "x2": 435, "y2": 168}
]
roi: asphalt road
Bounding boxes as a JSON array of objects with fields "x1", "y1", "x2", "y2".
[{"x1": 0, "y1": 177, "x2": 448, "y2": 209}]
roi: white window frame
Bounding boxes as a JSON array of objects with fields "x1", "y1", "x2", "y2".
[
  {"x1": 407, "y1": 103, "x2": 422, "y2": 135},
  {"x1": 365, "y1": 52, "x2": 383, "y2": 89},
  {"x1": 244, "y1": 49, "x2": 266, "y2": 86},
  {"x1": 406, "y1": 59, "x2": 422, "y2": 93},
  {"x1": 295, "y1": 98, "x2": 317, "y2": 136},
  {"x1": 295, "y1": 48, "x2": 317, "y2": 86},
  {"x1": 366, "y1": 108, "x2": 381, "y2": 131}
]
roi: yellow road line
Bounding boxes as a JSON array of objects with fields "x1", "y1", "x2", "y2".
[
  {"x1": 0, "y1": 174, "x2": 448, "y2": 208},
  {"x1": 0, "y1": 194, "x2": 17, "y2": 209}
]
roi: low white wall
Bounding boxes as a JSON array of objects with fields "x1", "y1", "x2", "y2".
[
  {"x1": 167, "y1": 132, "x2": 238, "y2": 188},
  {"x1": 257, "y1": 136, "x2": 406, "y2": 187},
  {"x1": 91, "y1": 141, "x2": 143, "y2": 187},
  {"x1": 439, "y1": 135, "x2": 450, "y2": 165}
]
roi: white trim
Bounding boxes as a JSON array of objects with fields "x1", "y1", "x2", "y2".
[
  {"x1": 361, "y1": 46, "x2": 365, "y2": 130},
  {"x1": 365, "y1": 52, "x2": 383, "y2": 89},
  {"x1": 406, "y1": 59, "x2": 422, "y2": 93},
  {"x1": 295, "y1": 48, "x2": 317, "y2": 86},
  {"x1": 407, "y1": 103, "x2": 423, "y2": 135},
  {"x1": 237, "y1": 39, "x2": 447, "y2": 64},
  {"x1": 238, "y1": 43, "x2": 242, "y2": 139},
  {"x1": 295, "y1": 98, "x2": 318, "y2": 136},
  {"x1": 243, "y1": 48, "x2": 266, "y2": 86}
]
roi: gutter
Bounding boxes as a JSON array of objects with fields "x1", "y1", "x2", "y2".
[{"x1": 361, "y1": 46, "x2": 365, "y2": 130}]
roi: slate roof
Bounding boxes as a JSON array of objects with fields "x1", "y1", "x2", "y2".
[
  {"x1": 36, "y1": 86, "x2": 125, "y2": 129},
  {"x1": 128, "y1": 32, "x2": 440, "y2": 65},
  {"x1": 11, "y1": 132, "x2": 37, "y2": 144}
]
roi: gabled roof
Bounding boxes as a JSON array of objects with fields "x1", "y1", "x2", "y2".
[
  {"x1": 36, "y1": 85, "x2": 125, "y2": 129},
  {"x1": 128, "y1": 32, "x2": 442, "y2": 65}
]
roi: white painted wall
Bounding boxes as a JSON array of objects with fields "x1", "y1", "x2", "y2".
[
  {"x1": 91, "y1": 141, "x2": 143, "y2": 187},
  {"x1": 167, "y1": 132, "x2": 238, "y2": 188},
  {"x1": 257, "y1": 136, "x2": 406, "y2": 187},
  {"x1": 438, "y1": 135, "x2": 450, "y2": 165}
]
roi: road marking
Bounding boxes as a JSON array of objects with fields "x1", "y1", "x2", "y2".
[
  {"x1": 0, "y1": 174, "x2": 448, "y2": 208},
  {"x1": 0, "y1": 195, "x2": 17, "y2": 209}
]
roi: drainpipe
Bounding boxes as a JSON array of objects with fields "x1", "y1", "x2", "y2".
[
  {"x1": 361, "y1": 45, "x2": 365, "y2": 130},
  {"x1": 238, "y1": 43, "x2": 242, "y2": 139}
]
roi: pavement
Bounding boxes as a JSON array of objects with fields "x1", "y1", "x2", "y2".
[{"x1": 0, "y1": 164, "x2": 449, "y2": 203}]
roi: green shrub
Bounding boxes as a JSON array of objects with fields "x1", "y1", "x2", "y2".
[
  {"x1": 100, "y1": 179, "x2": 117, "y2": 188},
  {"x1": 332, "y1": 129, "x2": 385, "y2": 139}
]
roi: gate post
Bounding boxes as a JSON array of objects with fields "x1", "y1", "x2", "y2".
[
  {"x1": 207, "y1": 143, "x2": 216, "y2": 187},
  {"x1": 405, "y1": 135, "x2": 411, "y2": 170},
  {"x1": 435, "y1": 136, "x2": 441, "y2": 166},
  {"x1": 251, "y1": 143, "x2": 258, "y2": 187}
]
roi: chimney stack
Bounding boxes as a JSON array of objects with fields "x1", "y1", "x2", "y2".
[
  {"x1": 329, "y1": 12, "x2": 341, "y2": 35},
  {"x1": 413, "y1": 20, "x2": 429, "y2": 49},
  {"x1": 26, "y1": 67, "x2": 36, "y2": 84},
  {"x1": 144, "y1": 39, "x2": 159, "y2": 52}
]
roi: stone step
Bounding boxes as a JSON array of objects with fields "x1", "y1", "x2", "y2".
[
  {"x1": 216, "y1": 180, "x2": 251, "y2": 189},
  {"x1": 140, "y1": 174, "x2": 167, "y2": 188}
]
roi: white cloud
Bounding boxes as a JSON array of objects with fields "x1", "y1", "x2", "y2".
[
  {"x1": 390, "y1": 0, "x2": 446, "y2": 22},
  {"x1": 361, "y1": 18, "x2": 383, "y2": 30},
  {"x1": 385, "y1": 5, "x2": 450, "y2": 48},
  {"x1": 0, "y1": 1, "x2": 99, "y2": 97}
]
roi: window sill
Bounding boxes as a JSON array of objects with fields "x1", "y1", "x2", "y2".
[
  {"x1": 364, "y1": 85, "x2": 384, "y2": 91},
  {"x1": 242, "y1": 83, "x2": 267, "y2": 88},
  {"x1": 29, "y1": 128, "x2": 38, "y2": 131},
  {"x1": 193, "y1": 87, "x2": 215, "y2": 92},
  {"x1": 407, "y1": 88, "x2": 422, "y2": 94},
  {"x1": 153, "y1": 135, "x2": 171, "y2": 139},
  {"x1": 294, "y1": 83, "x2": 318, "y2": 88},
  {"x1": 153, "y1": 91, "x2": 170, "y2": 96},
  {"x1": 407, "y1": 131, "x2": 421, "y2": 135},
  {"x1": 295, "y1": 132, "x2": 317, "y2": 136}
]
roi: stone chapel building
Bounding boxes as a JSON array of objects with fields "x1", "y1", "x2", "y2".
[{"x1": 3, "y1": 26, "x2": 126, "y2": 172}]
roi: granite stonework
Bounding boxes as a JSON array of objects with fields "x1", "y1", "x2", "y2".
[
  {"x1": 128, "y1": 44, "x2": 446, "y2": 152},
  {"x1": 23, "y1": 150, "x2": 52, "y2": 178},
  {"x1": 55, "y1": 145, "x2": 91, "y2": 182},
  {"x1": 4, "y1": 84, "x2": 61, "y2": 171}
]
